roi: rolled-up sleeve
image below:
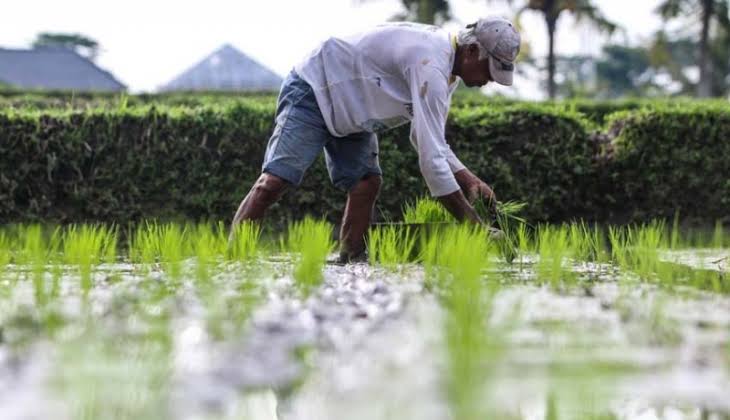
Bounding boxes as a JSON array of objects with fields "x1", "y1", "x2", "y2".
[{"x1": 407, "y1": 66, "x2": 462, "y2": 197}]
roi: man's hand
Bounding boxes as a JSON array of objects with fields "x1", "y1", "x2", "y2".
[
  {"x1": 454, "y1": 168, "x2": 496, "y2": 207},
  {"x1": 436, "y1": 169, "x2": 498, "y2": 224}
]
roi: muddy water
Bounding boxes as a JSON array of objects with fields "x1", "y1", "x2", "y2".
[{"x1": 0, "y1": 250, "x2": 728, "y2": 420}]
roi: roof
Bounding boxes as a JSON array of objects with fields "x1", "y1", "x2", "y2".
[
  {"x1": 0, "y1": 46, "x2": 126, "y2": 92},
  {"x1": 160, "y1": 44, "x2": 283, "y2": 92}
]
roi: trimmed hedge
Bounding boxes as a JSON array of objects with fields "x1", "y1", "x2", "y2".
[
  {"x1": 0, "y1": 91, "x2": 278, "y2": 111},
  {"x1": 607, "y1": 106, "x2": 730, "y2": 222},
  {"x1": 1, "y1": 100, "x2": 728, "y2": 226}
]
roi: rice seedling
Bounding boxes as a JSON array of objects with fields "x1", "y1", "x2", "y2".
[
  {"x1": 200, "y1": 273, "x2": 264, "y2": 341},
  {"x1": 515, "y1": 222, "x2": 531, "y2": 254},
  {"x1": 191, "y1": 222, "x2": 228, "y2": 284},
  {"x1": 489, "y1": 214, "x2": 518, "y2": 263},
  {"x1": 477, "y1": 198, "x2": 527, "y2": 264},
  {"x1": 432, "y1": 225, "x2": 503, "y2": 418},
  {"x1": 630, "y1": 221, "x2": 665, "y2": 282},
  {"x1": 589, "y1": 225, "x2": 610, "y2": 263},
  {"x1": 689, "y1": 228, "x2": 710, "y2": 249},
  {"x1": 419, "y1": 228, "x2": 441, "y2": 288},
  {"x1": 190, "y1": 222, "x2": 261, "y2": 340},
  {"x1": 712, "y1": 220, "x2": 724, "y2": 249},
  {"x1": 568, "y1": 222, "x2": 603, "y2": 262},
  {"x1": 607, "y1": 221, "x2": 727, "y2": 293},
  {"x1": 367, "y1": 225, "x2": 417, "y2": 270},
  {"x1": 63, "y1": 224, "x2": 118, "y2": 296},
  {"x1": 421, "y1": 225, "x2": 492, "y2": 283},
  {"x1": 158, "y1": 223, "x2": 188, "y2": 284},
  {"x1": 402, "y1": 196, "x2": 525, "y2": 264},
  {"x1": 13, "y1": 225, "x2": 50, "y2": 305},
  {"x1": 536, "y1": 225, "x2": 572, "y2": 287},
  {"x1": 228, "y1": 221, "x2": 262, "y2": 261},
  {"x1": 402, "y1": 196, "x2": 454, "y2": 223},
  {"x1": 286, "y1": 217, "x2": 335, "y2": 293},
  {"x1": 128, "y1": 222, "x2": 190, "y2": 286},
  {"x1": 55, "y1": 318, "x2": 172, "y2": 420},
  {"x1": 543, "y1": 388, "x2": 621, "y2": 420},
  {"x1": 474, "y1": 197, "x2": 527, "y2": 225},
  {"x1": 670, "y1": 211, "x2": 681, "y2": 250},
  {"x1": 665, "y1": 261, "x2": 730, "y2": 294},
  {"x1": 607, "y1": 226, "x2": 630, "y2": 271},
  {"x1": 0, "y1": 230, "x2": 12, "y2": 276},
  {"x1": 129, "y1": 221, "x2": 162, "y2": 266},
  {"x1": 506, "y1": 221, "x2": 533, "y2": 271},
  {"x1": 47, "y1": 227, "x2": 64, "y2": 302}
]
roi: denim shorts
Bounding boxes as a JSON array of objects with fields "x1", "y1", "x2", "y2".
[{"x1": 262, "y1": 70, "x2": 382, "y2": 191}]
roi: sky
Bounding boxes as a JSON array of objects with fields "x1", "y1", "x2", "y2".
[{"x1": 1, "y1": 0, "x2": 665, "y2": 98}]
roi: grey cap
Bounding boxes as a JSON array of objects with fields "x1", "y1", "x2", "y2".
[{"x1": 468, "y1": 17, "x2": 521, "y2": 86}]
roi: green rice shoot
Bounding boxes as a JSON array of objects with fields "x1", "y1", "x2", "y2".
[
  {"x1": 402, "y1": 196, "x2": 454, "y2": 223},
  {"x1": 228, "y1": 221, "x2": 261, "y2": 261},
  {"x1": 286, "y1": 217, "x2": 334, "y2": 293},
  {"x1": 368, "y1": 225, "x2": 418, "y2": 270},
  {"x1": 63, "y1": 224, "x2": 118, "y2": 295}
]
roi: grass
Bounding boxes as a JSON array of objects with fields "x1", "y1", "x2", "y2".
[
  {"x1": 368, "y1": 225, "x2": 418, "y2": 270},
  {"x1": 286, "y1": 217, "x2": 335, "y2": 293}
]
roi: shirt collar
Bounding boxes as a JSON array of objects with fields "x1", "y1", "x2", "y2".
[{"x1": 449, "y1": 33, "x2": 458, "y2": 86}]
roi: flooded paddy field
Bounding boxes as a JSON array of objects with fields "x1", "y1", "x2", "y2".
[{"x1": 0, "y1": 221, "x2": 728, "y2": 420}]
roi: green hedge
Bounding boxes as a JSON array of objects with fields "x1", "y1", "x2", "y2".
[
  {"x1": 1, "y1": 100, "x2": 728, "y2": 226},
  {"x1": 0, "y1": 91, "x2": 278, "y2": 111},
  {"x1": 607, "y1": 105, "x2": 730, "y2": 222}
]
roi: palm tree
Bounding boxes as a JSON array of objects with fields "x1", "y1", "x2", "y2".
[
  {"x1": 656, "y1": 0, "x2": 730, "y2": 97},
  {"x1": 32, "y1": 32, "x2": 100, "y2": 62},
  {"x1": 397, "y1": 0, "x2": 452, "y2": 24},
  {"x1": 357, "y1": 0, "x2": 452, "y2": 25},
  {"x1": 493, "y1": 0, "x2": 617, "y2": 99}
]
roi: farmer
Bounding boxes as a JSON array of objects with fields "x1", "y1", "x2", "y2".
[{"x1": 232, "y1": 17, "x2": 521, "y2": 262}]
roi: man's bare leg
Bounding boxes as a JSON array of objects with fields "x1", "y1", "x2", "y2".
[
  {"x1": 338, "y1": 174, "x2": 383, "y2": 262},
  {"x1": 231, "y1": 173, "x2": 289, "y2": 228}
]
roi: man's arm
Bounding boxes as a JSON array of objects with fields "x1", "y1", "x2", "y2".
[
  {"x1": 406, "y1": 66, "x2": 462, "y2": 198},
  {"x1": 438, "y1": 167, "x2": 498, "y2": 223},
  {"x1": 407, "y1": 66, "x2": 495, "y2": 222},
  {"x1": 437, "y1": 189, "x2": 482, "y2": 223}
]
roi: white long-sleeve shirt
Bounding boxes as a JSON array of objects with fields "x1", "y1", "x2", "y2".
[{"x1": 295, "y1": 22, "x2": 466, "y2": 197}]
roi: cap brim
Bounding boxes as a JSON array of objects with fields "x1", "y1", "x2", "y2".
[{"x1": 488, "y1": 56, "x2": 514, "y2": 86}]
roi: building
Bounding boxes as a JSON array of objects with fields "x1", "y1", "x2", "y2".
[
  {"x1": 160, "y1": 44, "x2": 282, "y2": 92},
  {"x1": 0, "y1": 46, "x2": 125, "y2": 92}
]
